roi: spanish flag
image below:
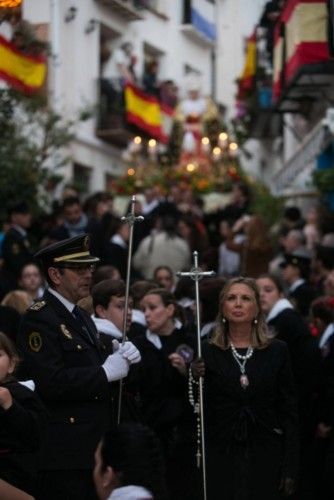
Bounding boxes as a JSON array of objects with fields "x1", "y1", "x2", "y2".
[
  {"x1": 237, "y1": 32, "x2": 257, "y2": 99},
  {"x1": 273, "y1": 0, "x2": 329, "y2": 101},
  {"x1": 125, "y1": 83, "x2": 165, "y2": 141},
  {"x1": 0, "y1": 34, "x2": 46, "y2": 93}
]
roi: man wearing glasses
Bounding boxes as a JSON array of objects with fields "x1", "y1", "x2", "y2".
[{"x1": 17, "y1": 234, "x2": 140, "y2": 500}]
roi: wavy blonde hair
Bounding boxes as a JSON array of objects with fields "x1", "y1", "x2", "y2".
[{"x1": 210, "y1": 276, "x2": 269, "y2": 350}]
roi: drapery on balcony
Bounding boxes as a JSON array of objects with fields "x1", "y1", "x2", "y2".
[{"x1": 272, "y1": 0, "x2": 333, "y2": 113}]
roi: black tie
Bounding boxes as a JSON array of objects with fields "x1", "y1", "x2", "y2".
[{"x1": 72, "y1": 305, "x2": 95, "y2": 344}]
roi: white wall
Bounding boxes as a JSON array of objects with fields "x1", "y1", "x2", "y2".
[
  {"x1": 21, "y1": 0, "x2": 260, "y2": 193},
  {"x1": 216, "y1": 0, "x2": 268, "y2": 119}
]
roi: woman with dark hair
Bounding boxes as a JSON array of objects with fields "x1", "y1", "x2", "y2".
[
  {"x1": 256, "y1": 273, "x2": 321, "y2": 500},
  {"x1": 93, "y1": 423, "x2": 167, "y2": 500},
  {"x1": 177, "y1": 213, "x2": 209, "y2": 255},
  {"x1": 256, "y1": 274, "x2": 320, "y2": 415},
  {"x1": 133, "y1": 288, "x2": 199, "y2": 499},
  {"x1": 192, "y1": 277, "x2": 299, "y2": 499},
  {"x1": 153, "y1": 266, "x2": 175, "y2": 293}
]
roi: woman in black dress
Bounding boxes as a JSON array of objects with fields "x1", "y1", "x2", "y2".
[
  {"x1": 133, "y1": 288, "x2": 199, "y2": 499},
  {"x1": 192, "y1": 276, "x2": 299, "y2": 500}
]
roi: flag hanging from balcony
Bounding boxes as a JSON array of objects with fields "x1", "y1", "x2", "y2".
[
  {"x1": 125, "y1": 83, "x2": 166, "y2": 141},
  {"x1": 237, "y1": 31, "x2": 257, "y2": 99},
  {"x1": 0, "y1": 34, "x2": 46, "y2": 93},
  {"x1": 273, "y1": 0, "x2": 330, "y2": 101}
]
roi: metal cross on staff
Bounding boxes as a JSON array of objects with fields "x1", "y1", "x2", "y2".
[
  {"x1": 176, "y1": 251, "x2": 215, "y2": 500},
  {"x1": 117, "y1": 194, "x2": 144, "y2": 424}
]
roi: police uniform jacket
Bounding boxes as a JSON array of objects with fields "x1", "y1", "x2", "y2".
[
  {"x1": 17, "y1": 290, "x2": 113, "y2": 471},
  {"x1": 2, "y1": 226, "x2": 33, "y2": 287}
]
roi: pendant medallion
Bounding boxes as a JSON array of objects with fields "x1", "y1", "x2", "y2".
[{"x1": 240, "y1": 374, "x2": 249, "y2": 389}]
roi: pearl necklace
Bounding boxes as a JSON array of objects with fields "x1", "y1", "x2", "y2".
[{"x1": 230, "y1": 342, "x2": 254, "y2": 389}]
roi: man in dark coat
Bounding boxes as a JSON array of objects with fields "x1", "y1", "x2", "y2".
[
  {"x1": 280, "y1": 249, "x2": 318, "y2": 319},
  {"x1": 17, "y1": 234, "x2": 140, "y2": 500},
  {"x1": 1, "y1": 202, "x2": 33, "y2": 295},
  {"x1": 48, "y1": 196, "x2": 88, "y2": 242}
]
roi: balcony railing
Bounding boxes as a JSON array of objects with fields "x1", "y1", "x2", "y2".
[
  {"x1": 94, "y1": 0, "x2": 145, "y2": 21},
  {"x1": 96, "y1": 78, "x2": 132, "y2": 147}
]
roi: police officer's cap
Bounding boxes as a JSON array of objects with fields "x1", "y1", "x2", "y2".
[
  {"x1": 280, "y1": 248, "x2": 311, "y2": 270},
  {"x1": 34, "y1": 234, "x2": 99, "y2": 268}
]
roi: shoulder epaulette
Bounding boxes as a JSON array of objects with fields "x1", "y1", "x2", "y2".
[{"x1": 29, "y1": 300, "x2": 47, "y2": 311}]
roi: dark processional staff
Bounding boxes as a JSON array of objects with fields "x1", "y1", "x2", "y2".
[
  {"x1": 117, "y1": 195, "x2": 144, "y2": 424},
  {"x1": 177, "y1": 252, "x2": 215, "y2": 500}
]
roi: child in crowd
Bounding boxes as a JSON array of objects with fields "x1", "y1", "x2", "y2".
[{"x1": 0, "y1": 332, "x2": 47, "y2": 497}]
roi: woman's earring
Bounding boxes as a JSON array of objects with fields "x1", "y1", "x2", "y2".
[
  {"x1": 254, "y1": 318, "x2": 258, "y2": 325},
  {"x1": 222, "y1": 317, "x2": 226, "y2": 324}
]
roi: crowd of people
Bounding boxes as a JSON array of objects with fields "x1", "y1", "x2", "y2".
[{"x1": 0, "y1": 181, "x2": 334, "y2": 499}]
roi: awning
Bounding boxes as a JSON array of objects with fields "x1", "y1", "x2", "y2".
[{"x1": 272, "y1": 117, "x2": 333, "y2": 194}]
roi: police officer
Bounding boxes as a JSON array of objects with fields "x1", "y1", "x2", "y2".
[
  {"x1": 280, "y1": 248, "x2": 318, "y2": 319},
  {"x1": 17, "y1": 234, "x2": 140, "y2": 500},
  {"x1": 1, "y1": 202, "x2": 33, "y2": 296}
]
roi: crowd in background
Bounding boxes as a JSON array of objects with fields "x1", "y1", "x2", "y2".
[{"x1": 0, "y1": 181, "x2": 334, "y2": 499}]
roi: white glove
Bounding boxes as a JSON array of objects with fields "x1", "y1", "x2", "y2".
[
  {"x1": 102, "y1": 351, "x2": 129, "y2": 382},
  {"x1": 112, "y1": 339, "x2": 141, "y2": 364}
]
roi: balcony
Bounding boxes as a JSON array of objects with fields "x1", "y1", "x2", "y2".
[
  {"x1": 96, "y1": 79, "x2": 133, "y2": 147},
  {"x1": 181, "y1": 1, "x2": 216, "y2": 48},
  {"x1": 94, "y1": 0, "x2": 145, "y2": 21},
  {"x1": 275, "y1": 60, "x2": 334, "y2": 114},
  {"x1": 272, "y1": 0, "x2": 333, "y2": 113},
  {"x1": 96, "y1": 80, "x2": 171, "y2": 146}
]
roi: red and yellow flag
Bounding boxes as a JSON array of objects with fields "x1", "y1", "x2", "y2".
[
  {"x1": 124, "y1": 83, "x2": 165, "y2": 141},
  {"x1": 0, "y1": 34, "x2": 46, "y2": 93},
  {"x1": 237, "y1": 32, "x2": 257, "y2": 99}
]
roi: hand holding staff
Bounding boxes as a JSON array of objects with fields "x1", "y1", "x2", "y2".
[
  {"x1": 117, "y1": 195, "x2": 144, "y2": 424},
  {"x1": 177, "y1": 251, "x2": 215, "y2": 500}
]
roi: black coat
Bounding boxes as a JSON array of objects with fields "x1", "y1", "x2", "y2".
[
  {"x1": 0, "y1": 380, "x2": 47, "y2": 495},
  {"x1": 17, "y1": 290, "x2": 113, "y2": 471},
  {"x1": 268, "y1": 307, "x2": 321, "y2": 422},
  {"x1": 1, "y1": 227, "x2": 33, "y2": 290},
  {"x1": 100, "y1": 241, "x2": 128, "y2": 279},
  {"x1": 202, "y1": 339, "x2": 299, "y2": 500},
  {"x1": 133, "y1": 329, "x2": 200, "y2": 500},
  {"x1": 133, "y1": 328, "x2": 195, "y2": 436},
  {"x1": 0, "y1": 305, "x2": 21, "y2": 344},
  {"x1": 288, "y1": 281, "x2": 318, "y2": 319}
]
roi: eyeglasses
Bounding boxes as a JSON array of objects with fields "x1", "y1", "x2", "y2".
[{"x1": 57, "y1": 264, "x2": 96, "y2": 274}]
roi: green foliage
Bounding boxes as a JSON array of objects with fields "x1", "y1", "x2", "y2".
[
  {"x1": 249, "y1": 180, "x2": 283, "y2": 228},
  {"x1": 0, "y1": 89, "x2": 89, "y2": 218},
  {"x1": 312, "y1": 168, "x2": 334, "y2": 193}
]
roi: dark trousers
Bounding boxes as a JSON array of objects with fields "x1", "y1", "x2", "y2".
[{"x1": 37, "y1": 469, "x2": 98, "y2": 500}]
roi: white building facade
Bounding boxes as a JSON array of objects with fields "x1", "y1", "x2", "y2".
[{"x1": 15, "y1": 0, "x2": 269, "y2": 197}]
